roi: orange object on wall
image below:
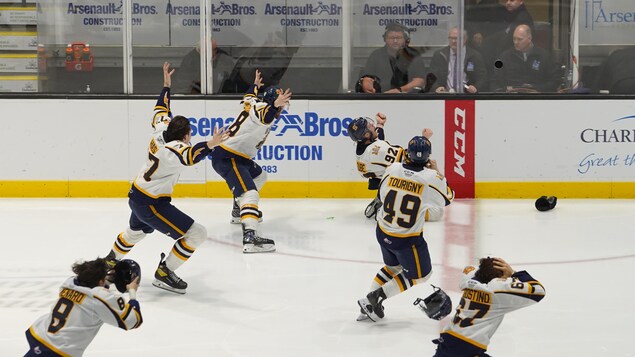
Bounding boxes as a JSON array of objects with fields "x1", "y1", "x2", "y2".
[{"x1": 64, "y1": 42, "x2": 94, "y2": 72}]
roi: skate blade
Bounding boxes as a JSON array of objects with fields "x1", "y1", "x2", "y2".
[
  {"x1": 356, "y1": 313, "x2": 371, "y2": 322},
  {"x1": 357, "y1": 299, "x2": 377, "y2": 322},
  {"x1": 231, "y1": 217, "x2": 264, "y2": 224},
  {"x1": 152, "y1": 279, "x2": 186, "y2": 294},
  {"x1": 242, "y1": 244, "x2": 276, "y2": 254}
]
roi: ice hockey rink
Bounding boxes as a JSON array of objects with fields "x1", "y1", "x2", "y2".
[{"x1": 1, "y1": 197, "x2": 634, "y2": 357}]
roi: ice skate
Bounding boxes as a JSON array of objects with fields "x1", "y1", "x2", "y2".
[
  {"x1": 104, "y1": 250, "x2": 119, "y2": 284},
  {"x1": 152, "y1": 253, "x2": 187, "y2": 294},
  {"x1": 243, "y1": 229, "x2": 275, "y2": 253},
  {"x1": 104, "y1": 250, "x2": 119, "y2": 269},
  {"x1": 357, "y1": 288, "x2": 386, "y2": 322},
  {"x1": 356, "y1": 307, "x2": 371, "y2": 321},
  {"x1": 364, "y1": 197, "x2": 382, "y2": 219}
]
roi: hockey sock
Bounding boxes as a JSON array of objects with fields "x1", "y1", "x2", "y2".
[
  {"x1": 369, "y1": 265, "x2": 401, "y2": 290},
  {"x1": 238, "y1": 190, "x2": 261, "y2": 232},
  {"x1": 380, "y1": 271, "x2": 431, "y2": 298},
  {"x1": 165, "y1": 223, "x2": 207, "y2": 271},
  {"x1": 111, "y1": 228, "x2": 146, "y2": 259}
]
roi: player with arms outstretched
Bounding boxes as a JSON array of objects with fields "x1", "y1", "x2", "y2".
[
  {"x1": 25, "y1": 258, "x2": 141, "y2": 356},
  {"x1": 431, "y1": 257, "x2": 546, "y2": 356},
  {"x1": 210, "y1": 69, "x2": 292, "y2": 253},
  {"x1": 347, "y1": 114, "x2": 440, "y2": 219},
  {"x1": 104, "y1": 62, "x2": 228, "y2": 294},
  {"x1": 357, "y1": 136, "x2": 454, "y2": 322}
]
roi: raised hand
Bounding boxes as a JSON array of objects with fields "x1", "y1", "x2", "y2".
[
  {"x1": 422, "y1": 128, "x2": 433, "y2": 138},
  {"x1": 492, "y1": 257, "x2": 515, "y2": 279},
  {"x1": 274, "y1": 88, "x2": 292, "y2": 109},
  {"x1": 207, "y1": 126, "x2": 230, "y2": 149},
  {"x1": 163, "y1": 62, "x2": 175, "y2": 88},
  {"x1": 126, "y1": 275, "x2": 140, "y2": 292},
  {"x1": 375, "y1": 112, "x2": 387, "y2": 126},
  {"x1": 254, "y1": 69, "x2": 263, "y2": 88}
]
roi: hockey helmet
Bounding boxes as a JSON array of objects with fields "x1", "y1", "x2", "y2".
[
  {"x1": 262, "y1": 85, "x2": 283, "y2": 105},
  {"x1": 347, "y1": 117, "x2": 372, "y2": 142},
  {"x1": 535, "y1": 195, "x2": 557, "y2": 212},
  {"x1": 406, "y1": 136, "x2": 432, "y2": 165},
  {"x1": 113, "y1": 259, "x2": 141, "y2": 293},
  {"x1": 414, "y1": 286, "x2": 452, "y2": 320}
]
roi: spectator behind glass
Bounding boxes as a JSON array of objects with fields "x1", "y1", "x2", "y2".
[
  {"x1": 357, "y1": 23, "x2": 427, "y2": 93},
  {"x1": 429, "y1": 27, "x2": 487, "y2": 93},
  {"x1": 172, "y1": 38, "x2": 236, "y2": 94},
  {"x1": 592, "y1": 46, "x2": 635, "y2": 94},
  {"x1": 491, "y1": 24, "x2": 559, "y2": 92},
  {"x1": 465, "y1": 0, "x2": 507, "y2": 49},
  {"x1": 472, "y1": 0, "x2": 534, "y2": 73}
]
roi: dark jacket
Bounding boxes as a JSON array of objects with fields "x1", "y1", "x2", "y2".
[
  {"x1": 429, "y1": 46, "x2": 488, "y2": 92},
  {"x1": 491, "y1": 45, "x2": 560, "y2": 92},
  {"x1": 362, "y1": 46, "x2": 427, "y2": 92},
  {"x1": 592, "y1": 46, "x2": 635, "y2": 94}
]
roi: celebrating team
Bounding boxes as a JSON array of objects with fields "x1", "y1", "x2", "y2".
[{"x1": 24, "y1": 62, "x2": 544, "y2": 356}]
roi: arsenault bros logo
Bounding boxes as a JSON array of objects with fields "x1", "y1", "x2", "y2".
[{"x1": 188, "y1": 110, "x2": 353, "y2": 162}]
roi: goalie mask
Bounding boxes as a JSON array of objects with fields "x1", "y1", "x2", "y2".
[
  {"x1": 406, "y1": 136, "x2": 432, "y2": 165},
  {"x1": 347, "y1": 117, "x2": 372, "y2": 142},
  {"x1": 113, "y1": 259, "x2": 141, "y2": 293},
  {"x1": 414, "y1": 286, "x2": 452, "y2": 320}
]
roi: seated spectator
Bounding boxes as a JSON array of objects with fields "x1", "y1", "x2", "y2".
[
  {"x1": 592, "y1": 46, "x2": 635, "y2": 94},
  {"x1": 357, "y1": 23, "x2": 427, "y2": 93},
  {"x1": 465, "y1": 0, "x2": 507, "y2": 49},
  {"x1": 429, "y1": 27, "x2": 487, "y2": 93},
  {"x1": 491, "y1": 24, "x2": 560, "y2": 92},
  {"x1": 172, "y1": 38, "x2": 236, "y2": 94},
  {"x1": 473, "y1": 0, "x2": 535, "y2": 72}
]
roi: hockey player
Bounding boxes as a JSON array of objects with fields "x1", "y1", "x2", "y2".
[
  {"x1": 431, "y1": 257, "x2": 546, "y2": 356},
  {"x1": 25, "y1": 258, "x2": 142, "y2": 356},
  {"x1": 357, "y1": 136, "x2": 454, "y2": 322},
  {"x1": 210, "y1": 69, "x2": 292, "y2": 253},
  {"x1": 104, "y1": 62, "x2": 228, "y2": 294},
  {"x1": 347, "y1": 114, "x2": 440, "y2": 219}
]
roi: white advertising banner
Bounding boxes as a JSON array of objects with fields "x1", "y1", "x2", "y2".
[
  {"x1": 580, "y1": 0, "x2": 635, "y2": 45},
  {"x1": 477, "y1": 100, "x2": 635, "y2": 181},
  {"x1": 36, "y1": 0, "x2": 460, "y2": 47},
  {"x1": 0, "y1": 5, "x2": 37, "y2": 25},
  {"x1": 0, "y1": 76, "x2": 38, "y2": 92},
  {"x1": 0, "y1": 54, "x2": 38, "y2": 72},
  {"x1": 0, "y1": 97, "x2": 445, "y2": 183},
  {"x1": 3, "y1": 98, "x2": 634, "y2": 189},
  {"x1": 0, "y1": 32, "x2": 38, "y2": 50},
  {"x1": 353, "y1": 0, "x2": 460, "y2": 47}
]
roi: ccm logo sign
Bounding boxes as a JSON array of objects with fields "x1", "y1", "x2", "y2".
[{"x1": 445, "y1": 100, "x2": 475, "y2": 198}]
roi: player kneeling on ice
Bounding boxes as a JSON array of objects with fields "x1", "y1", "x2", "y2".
[
  {"x1": 426, "y1": 257, "x2": 546, "y2": 356},
  {"x1": 25, "y1": 258, "x2": 142, "y2": 356},
  {"x1": 347, "y1": 113, "x2": 444, "y2": 220},
  {"x1": 357, "y1": 136, "x2": 454, "y2": 322}
]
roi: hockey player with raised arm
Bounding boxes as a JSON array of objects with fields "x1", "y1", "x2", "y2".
[
  {"x1": 347, "y1": 114, "x2": 440, "y2": 219},
  {"x1": 25, "y1": 258, "x2": 142, "y2": 356},
  {"x1": 357, "y1": 136, "x2": 454, "y2": 322},
  {"x1": 210, "y1": 69, "x2": 292, "y2": 253},
  {"x1": 430, "y1": 257, "x2": 546, "y2": 356},
  {"x1": 104, "y1": 62, "x2": 228, "y2": 294}
]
